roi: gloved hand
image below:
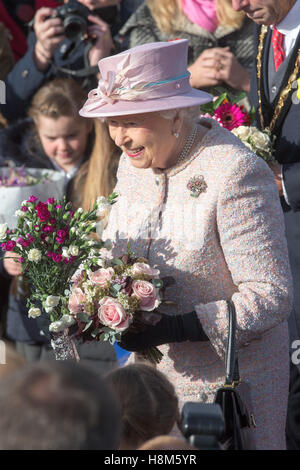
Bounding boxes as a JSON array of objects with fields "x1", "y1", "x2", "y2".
[{"x1": 118, "y1": 311, "x2": 209, "y2": 352}]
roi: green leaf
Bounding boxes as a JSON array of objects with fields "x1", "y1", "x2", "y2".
[
  {"x1": 82, "y1": 320, "x2": 93, "y2": 332},
  {"x1": 212, "y1": 93, "x2": 227, "y2": 110},
  {"x1": 77, "y1": 312, "x2": 91, "y2": 323},
  {"x1": 152, "y1": 279, "x2": 163, "y2": 289},
  {"x1": 111, "y1": 258, "x2": 124, "y2": 267},
  {"x1": 231, "y1": 91, "x2": 247, "y2": 104},
  {"x1": 91, "y1": 328, "x2": 100, "y2": 338}
]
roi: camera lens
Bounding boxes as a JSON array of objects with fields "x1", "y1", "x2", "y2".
[{"x1": 63, "y1": 15, "x2": 87, "y2": 41}]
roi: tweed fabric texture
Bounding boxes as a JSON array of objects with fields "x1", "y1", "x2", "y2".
[{"x1": 103, "y1": 119, "x2": 293, "y2": 449}]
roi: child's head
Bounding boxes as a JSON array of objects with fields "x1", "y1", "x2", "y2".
[
  {"x1": 28, "y1": 78, "x2": 93, "y2": 172},
  {"x1": 106, "y1": 363, "x2": 180, "y2": 450}
]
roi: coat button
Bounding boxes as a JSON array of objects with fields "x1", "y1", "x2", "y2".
[
  {"x1": 21, "y1": 69, "x2": 29, "y2": 78},
  {"x1": 271, "y1": 85, "x2": 277, "y2": 94}
]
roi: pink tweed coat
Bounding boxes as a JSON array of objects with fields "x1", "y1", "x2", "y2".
[{"x1": 103, "y1": 119, "x2": 293, "y2": 449}]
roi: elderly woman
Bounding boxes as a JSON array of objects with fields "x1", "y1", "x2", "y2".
[{"x1": 80, "y1": 40, "x2": 293, "y2": 450}]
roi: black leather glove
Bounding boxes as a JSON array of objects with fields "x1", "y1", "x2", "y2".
[{"x1": 118, "y1": 311, "x2": 209, "y2": 352}]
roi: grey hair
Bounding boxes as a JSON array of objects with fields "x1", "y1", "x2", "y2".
[{"x1": 158, "y1": 106, "x2": 201, "y2": 124}]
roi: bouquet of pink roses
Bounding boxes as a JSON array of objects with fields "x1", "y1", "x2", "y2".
[{"x1": 61, "y1": 250, "x2": 166, "y2": 364}]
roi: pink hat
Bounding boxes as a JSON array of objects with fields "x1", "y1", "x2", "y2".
[{"x1": 79, "y1": 39, "x2": 212, "y2": 118}]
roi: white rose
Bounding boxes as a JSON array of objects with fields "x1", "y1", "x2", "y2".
[
  {"x1": 45, "y1": 295, "x2": 60, "y2": 308},
  {"x1": 49, "y1": 320, "x2": 65, "y2": 333},
  {"x1": 68, "y1": 245, "x2": 79, "y2": 256},
  {"x1": 70, "y1": 227, "x2": 76, "y2": 234},
  {"x1": 28, "y1": 248, "x2": 42, "y2": 263},
  {"x1": 97, "y1": 258, "x2": 106, "y2": 267},
  {"x1": 250, "y1": 130, "x2": 270, "y2": 150},
  {"x1": 45, "y1": 306, "x2": 54, "y2": 313},
  {"x1": 0, "y1": 223, "x2": 8, "y2": 239},
  {"x1": 233, "y1": 126, "x2": 251, "y2": 140},
  {"x1": 28, "y1": 307, "x2": 41, "y2": 318}
]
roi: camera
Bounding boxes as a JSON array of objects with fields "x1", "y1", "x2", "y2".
[
  {"x1": 180, "y1": 402, "x2": 225, "y2": 450},
  {"x1": 53, "y1": 0, "x2": 92, "y2": 42}
]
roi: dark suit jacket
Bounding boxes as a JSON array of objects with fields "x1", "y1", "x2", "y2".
[{"x1": 250, "y1": 24, "x2": 300, "y2": 345}]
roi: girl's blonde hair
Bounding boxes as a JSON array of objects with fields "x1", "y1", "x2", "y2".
[
  {"x1": 71, "y1": 119, "x2": 121, "y2": 210},
  {"x1": 147, "y1": 0, "x2": 245, "y2": 34},
  {"x1": 28, "y1": 78, "x2": 89, "y2": 124}
]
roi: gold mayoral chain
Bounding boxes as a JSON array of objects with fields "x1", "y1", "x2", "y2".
[{"x1": 257, "y1": 25, "x2": 300, "y2": 133}]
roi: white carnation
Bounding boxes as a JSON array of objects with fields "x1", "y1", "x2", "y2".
[
  {"x1": 0, "y1": 223, "x2": 8, "y2": 239},
  {"x1": 28, "y1": 248, "x2": 42, "y2": 263},
  {"x1": 28, "y1": 307, "x2": 41, "y2": 318},
  {"x1": 14, "y1": 210, "x2": 24, "y2": 217}
]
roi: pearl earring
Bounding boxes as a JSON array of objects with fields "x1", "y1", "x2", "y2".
[{"x1": 173, "y1": 131, "x2": 179, "y2": 138}]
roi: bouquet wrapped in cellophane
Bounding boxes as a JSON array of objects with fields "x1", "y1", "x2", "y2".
[
  {"x1": 0, "y1": 162, "x2": 66, "y2": 228},
  {"x1": 0, "y1": 193, "x2": 117, "y2": 360}
]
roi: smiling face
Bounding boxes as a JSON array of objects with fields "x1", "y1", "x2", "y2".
[
  {"x1": 37, "y1": 115, "x2": 91, "y2": 172},
  {"x1": 107, "y1": 112, "x2": 183, "y2": 170},
  {"x1": 231, "y1": 0, "x2": 296, "y2": 25}
]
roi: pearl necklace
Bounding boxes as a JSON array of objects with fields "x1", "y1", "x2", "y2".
[{"x1": 176, "y1": 126, "x2": 198, "y2": 165}]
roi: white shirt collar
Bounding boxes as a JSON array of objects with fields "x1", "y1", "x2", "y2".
[
  {"x1": 52, "y1": 158, "x2": 83, "y2": 179},
  {"x1": 274, "y1": 1, "x2": 300, "y2": 36}
]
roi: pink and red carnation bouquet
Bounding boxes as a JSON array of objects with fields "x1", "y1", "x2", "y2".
[{"x1": 0, "y1": 193, "x2": 117, "y2": 359}]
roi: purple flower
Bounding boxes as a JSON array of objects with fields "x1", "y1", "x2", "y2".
[
  {"x1": 46, "y1": 251, "x2": 53, "y2": 258},
  {"x1": 47, "y1": 198, "x2": 55, "y2": 204},
  {"x1": 19, "y1": 257, "x2": 24, "y2": 263},
  {"x1": 6, "y1": 240, "x2": 16, "y2": 251},
  {"x1": 56, "y1": 205, "x2": 62, "y2": 209},
  {"x1": 1, "y1": 242, "x2": 6, "y2": 251},
  {"x1": 52, "y1": 253, "x2": 63, "y2": 263},
  {"x1": 21, "y1": 206, "x2": 28, "y2": 212},
  {"x1": 27, "y1": 196, "x2": 38, "y2": 203},
  {"x1": 34, "y1": 225, "x2": 40, "y2": 232},
  {"x1": 49, "y1": 218, "x2": 57, "y2": 225},
  {"x1": 16, "y1": 237, "x2": 24, "y2": 244}
]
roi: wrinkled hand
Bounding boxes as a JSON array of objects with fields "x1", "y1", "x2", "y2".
[
  {"x1": 3, "y1": 251, "x2": 22, "y2": 276},
  {"x1": 214, "y1": 47, "x2": 250, "y2": 92},
  {"x1": 268, "y1": 162, "x2": 283, "y2": 196},
  {"x1": 34, "y1": 7, "x2": 65, "y2": 71},
  {"x1": 87, "y1": 15, "x2": 113, "y2": 68}
]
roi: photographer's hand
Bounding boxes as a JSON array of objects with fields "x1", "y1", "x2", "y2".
[
  {"x1": 87, "y1": 15, "x2": 113, "y2": 69},
  {"x1": 118, "y1": 311, "x2": 209, "y2": 352},
  {"x1": 34, "y1": 7, "x2": 65, "y2": 71}
]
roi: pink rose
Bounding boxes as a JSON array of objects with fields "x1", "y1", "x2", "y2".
[
  {"x1": 131, "y1": 262, "x2": 160, "y2": 279},
  {"x1": 98, "y1": 297, "x2": 130, "y2": 332},
  {"x1": 89, "y1": 267, "x2": 115, "y2": 287},
  {"x1": 132, "y1": 280, "x2": 160, "y2": 311},
  {"x1": 68, "y1": 287, "x2": 85, "y2": 314}
]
